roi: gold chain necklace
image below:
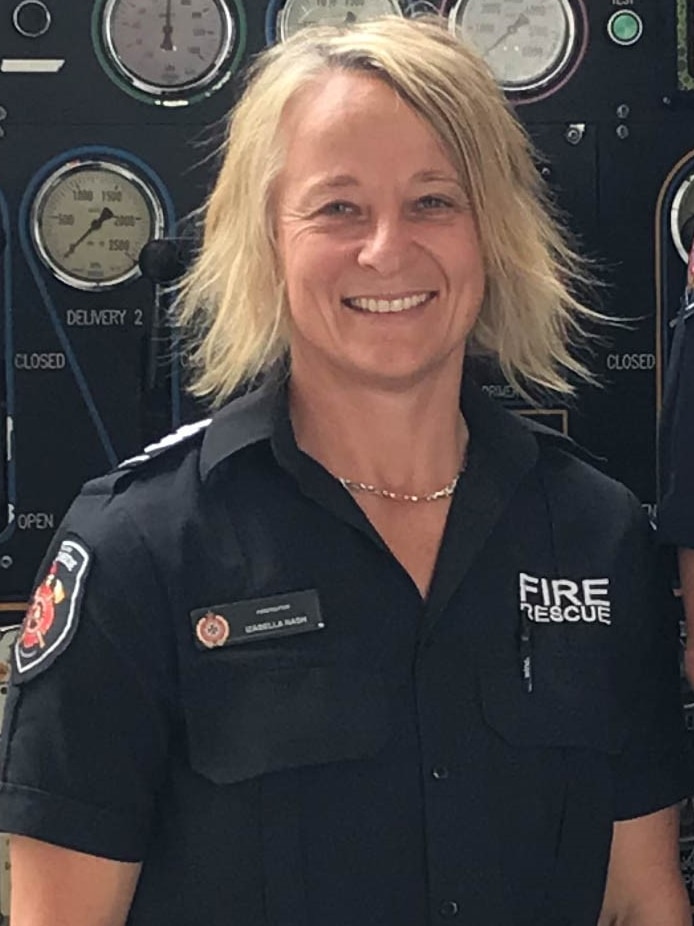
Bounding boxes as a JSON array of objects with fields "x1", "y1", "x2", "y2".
[{"x1": 339, "y1": 458, "x2": 467, "y2": 503}]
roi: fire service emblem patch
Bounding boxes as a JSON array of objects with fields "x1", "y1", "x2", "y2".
[{"x1": 15, "y1": 538, "x2": 91, "y2": 681}]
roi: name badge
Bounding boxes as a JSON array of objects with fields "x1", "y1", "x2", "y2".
[{"x1": 191, "y1": 589, "x2": 324, "y2": 650}]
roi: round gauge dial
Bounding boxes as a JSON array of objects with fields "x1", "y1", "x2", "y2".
[
  {"x1": 278, "y1": 0, "x2": 403, "y2": 42},
  {"x1": 101, "y1": 0, "x2": 235, "y2": 97},
  {"x1": 670, "y1": 175, "x2": 694, "y2": 263},
  {"x1": 31, "y1": 159, "x2": 165, "y2": 290},
  {"x1": 449, "y1": 0, "x2": 578, "y2": 95}
]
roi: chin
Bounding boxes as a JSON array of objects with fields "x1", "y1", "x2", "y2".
[{"x1": 340, "y1": 358, "x2": 449, "y2": 392}]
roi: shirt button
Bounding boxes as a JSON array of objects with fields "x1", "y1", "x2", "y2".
[
  {"x1": 432, "y1": 766, "x2": 449, "y2": 780},
  {"x1": 439, "y1": 900, "x2": 459, "y2": 917}
]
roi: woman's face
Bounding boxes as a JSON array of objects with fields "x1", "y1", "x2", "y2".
[{"x1": 274, "y1": 70, "x2": 486, "y2": 392}]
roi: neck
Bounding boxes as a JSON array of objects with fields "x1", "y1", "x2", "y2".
[{"x1": 288, "y1": 359, "x2": 468, "y2": 494}]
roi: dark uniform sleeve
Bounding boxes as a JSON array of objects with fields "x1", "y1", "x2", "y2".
[
  {"x1": 610, "y1": 490, "x2": 692, "y2": 820},
  {"x1": 0, "y1": 497, "x2": 175, "y2": 862}
]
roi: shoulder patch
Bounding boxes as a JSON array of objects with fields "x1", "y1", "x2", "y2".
[
  {"x1": 118, "y1": 419, "x2": 211, "y2": 471},
  {"x1": 14, "y1": 537, "x2": 91, "y2": 682}
]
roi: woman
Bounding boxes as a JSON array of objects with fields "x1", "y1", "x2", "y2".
[{"x1": 0, "y1": 17, "x2": 689, "y2": 926}]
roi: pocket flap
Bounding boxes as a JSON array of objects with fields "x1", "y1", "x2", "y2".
[
  {"x1": 478, "y1": 653, "x2": 625, "y2": 755},
  {"x1": 183, "y1": 662, "x2": 389, "y2": 785}
]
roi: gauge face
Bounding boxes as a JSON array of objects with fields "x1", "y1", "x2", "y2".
[
  {"x1": 102, "y1": 0, "x2": 235, "y2": 96},
  {"x1": 279, "y1": 0, "x2": 402, "y2": 41},
  {"x1": 670, "y1": 175, "x2": 694, "y2": 263},
  {"x1": 449, "y1": 0, "x2": 577, "y2": 95},
  {"x1": 31, "y1": 160, "x2": 165, "y2": 290}
]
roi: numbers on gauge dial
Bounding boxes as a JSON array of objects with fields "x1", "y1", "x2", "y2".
[
  {"x1": 279, "y1": 0, "x2": 402, "y2": 41},
  {"x1": 31, "y1": 163, "x2": 164, "y2": 289},
  {"x1": 103, "y1": 0, "x2": 234, "y2": 92},
  {"x1": 449, "y1": 0, "x2": 575, "y2": 92}
]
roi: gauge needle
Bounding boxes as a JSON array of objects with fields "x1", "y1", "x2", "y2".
[
  {"x1": 161, "y1": 0, "x2": 174, "y2": 51},
  {"x1": 483, "y1": 11, "x2": 530, "y2": 56},
  {"x1": 63, "y1": 207, "x2": 115, "y2": 259}
]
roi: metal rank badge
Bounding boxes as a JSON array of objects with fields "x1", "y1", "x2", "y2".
[{"x1": 195, "y1": 612, "x2": 231, "y2": 649}]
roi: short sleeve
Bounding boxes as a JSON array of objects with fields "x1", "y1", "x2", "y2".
[
  {"x1": 610, "y1": 495, "x2": 692, "y2": 820},
  {"x1": 0, "y1": 502, "x2": 175, "y2": 862}
]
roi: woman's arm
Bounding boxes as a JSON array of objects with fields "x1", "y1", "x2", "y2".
[
  {"x1": 598, "y1": 806, "x2": 689, "y2": 926},
  {"x1": 10, "y1": 835, "x2": 141, "y2": 926}
]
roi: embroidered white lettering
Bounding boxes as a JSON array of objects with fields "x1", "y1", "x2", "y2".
[
  {"x1": 551, "y1": 579, "x2": 582, "y2": 606},
  {"x1": 519, "y1": 573, "x2": 612, "y2": 625}
]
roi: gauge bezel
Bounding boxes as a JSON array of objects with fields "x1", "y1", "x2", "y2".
[
  {"x1": 99, "y1": 0, "x2": 239, "y2": 102},
  {"x1": 276, "y1": 0, "x2": 404, "y2": 43},
  {"x1": 30, "y1": 158, "x2": 166, "y2": 291},
  {"x1": 670, "y1": 174, "x2": 694, "y2": 263},
  {"x1": 448, "y1": 0, "x2": 580, "y2": 98}
]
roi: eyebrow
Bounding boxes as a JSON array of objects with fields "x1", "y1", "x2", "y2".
[
  {"x1": 301, "y1": 175, "x2": 359, "y2": 197},
  {"x1": 301, "y1": 170, "x2": 462, "y2": 200},
  {"x1": 411, "y1": 170, "x2": 461, "y2": 185}
]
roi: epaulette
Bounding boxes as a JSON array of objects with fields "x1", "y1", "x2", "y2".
[
  {"x1": 117, "y1": 418, "x2": 212, "y2": 471},
  {"x1": 77, "y1": 418, "x2": 211, "y2": 500}
]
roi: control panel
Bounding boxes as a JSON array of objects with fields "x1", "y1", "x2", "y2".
[
  {"x1": 0, "y1": 2, "x2": 688, "y2": 585},
  {"x1": 0, "y1": 0, "x2": 688, "y2": 614},
  {"x1": 1, "y1": 0, "x2": 694, "y2": 914}
]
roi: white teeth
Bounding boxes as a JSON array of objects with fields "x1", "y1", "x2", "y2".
[{"x1": 347, "y1": 292, "x2": 430, "y2": 313}]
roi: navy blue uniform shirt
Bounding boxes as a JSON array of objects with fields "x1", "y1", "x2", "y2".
[{"x1": 0, "y1": 377, "x2": 689, "y2": 926}]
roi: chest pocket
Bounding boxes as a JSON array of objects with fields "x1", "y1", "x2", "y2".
[
  {"x1": 475, "y1": 632, "x2": 624, "y2": 926},
  {"x1": 181, "y1": 652, "x2": 390, "y2": 785},
  {"x1": 478, "y1": 628, "x2": 627, "y2": 755}
]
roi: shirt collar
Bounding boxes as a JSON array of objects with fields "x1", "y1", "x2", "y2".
[
  {"x1": 199, "y1": 368, "x2": 576, "y2": 483},
  {"x1": 199, "y1": 374, "x2": 280, "y2": 481}
]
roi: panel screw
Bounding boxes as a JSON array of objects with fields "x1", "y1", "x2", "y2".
[{"x1": 564, "y1": 124, "x2": 586, "y2": 146}]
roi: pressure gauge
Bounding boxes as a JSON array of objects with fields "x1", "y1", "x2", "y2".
[
  {"x1": 30, "y1": 159, "x2": 166, "y2": 290},
  {"x1": 100, "y1": 0, "x2": 237, "y2": 100},
  {"x1": 449, "y1": 0, "x2": 580, "y2": 97},
  {"x1": 670, "y1": 175, "x2": 694, "y2": 263},
  {"x1": 277, "y1": 0, "x2": 403, "y2": 42}
]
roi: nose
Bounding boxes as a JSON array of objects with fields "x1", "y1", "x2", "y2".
[{"x1": 356, "y1": 216, "x2": 411, "y2": 276}]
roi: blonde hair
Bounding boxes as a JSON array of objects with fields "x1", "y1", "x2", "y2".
[{"x1": 176, "y1": 16, "x2": 600, "y2": 405}]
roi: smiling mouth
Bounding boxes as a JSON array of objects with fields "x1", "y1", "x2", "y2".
[{"x1": 343, "y1": 292, "x2": 434, "y2": 314}]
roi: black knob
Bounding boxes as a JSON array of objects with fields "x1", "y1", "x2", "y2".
[
  {"x1": 138, "y1": 239, "x2": 186, "y2": 285},
  {"x1": 13, "y1": 1, "x2": 51, "y2": 38}
]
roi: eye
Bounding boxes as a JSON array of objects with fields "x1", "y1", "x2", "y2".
[
  {"x1": 415, "y1": 194, "x2": 454, "y2": 211},
  {"x1": 318, "y1": 201, "x2": 357, "y2": 217}
]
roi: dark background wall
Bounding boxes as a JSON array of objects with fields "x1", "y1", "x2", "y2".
[{"x1": 1, "y1": 0, "x2": 694, "y2": 906}]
